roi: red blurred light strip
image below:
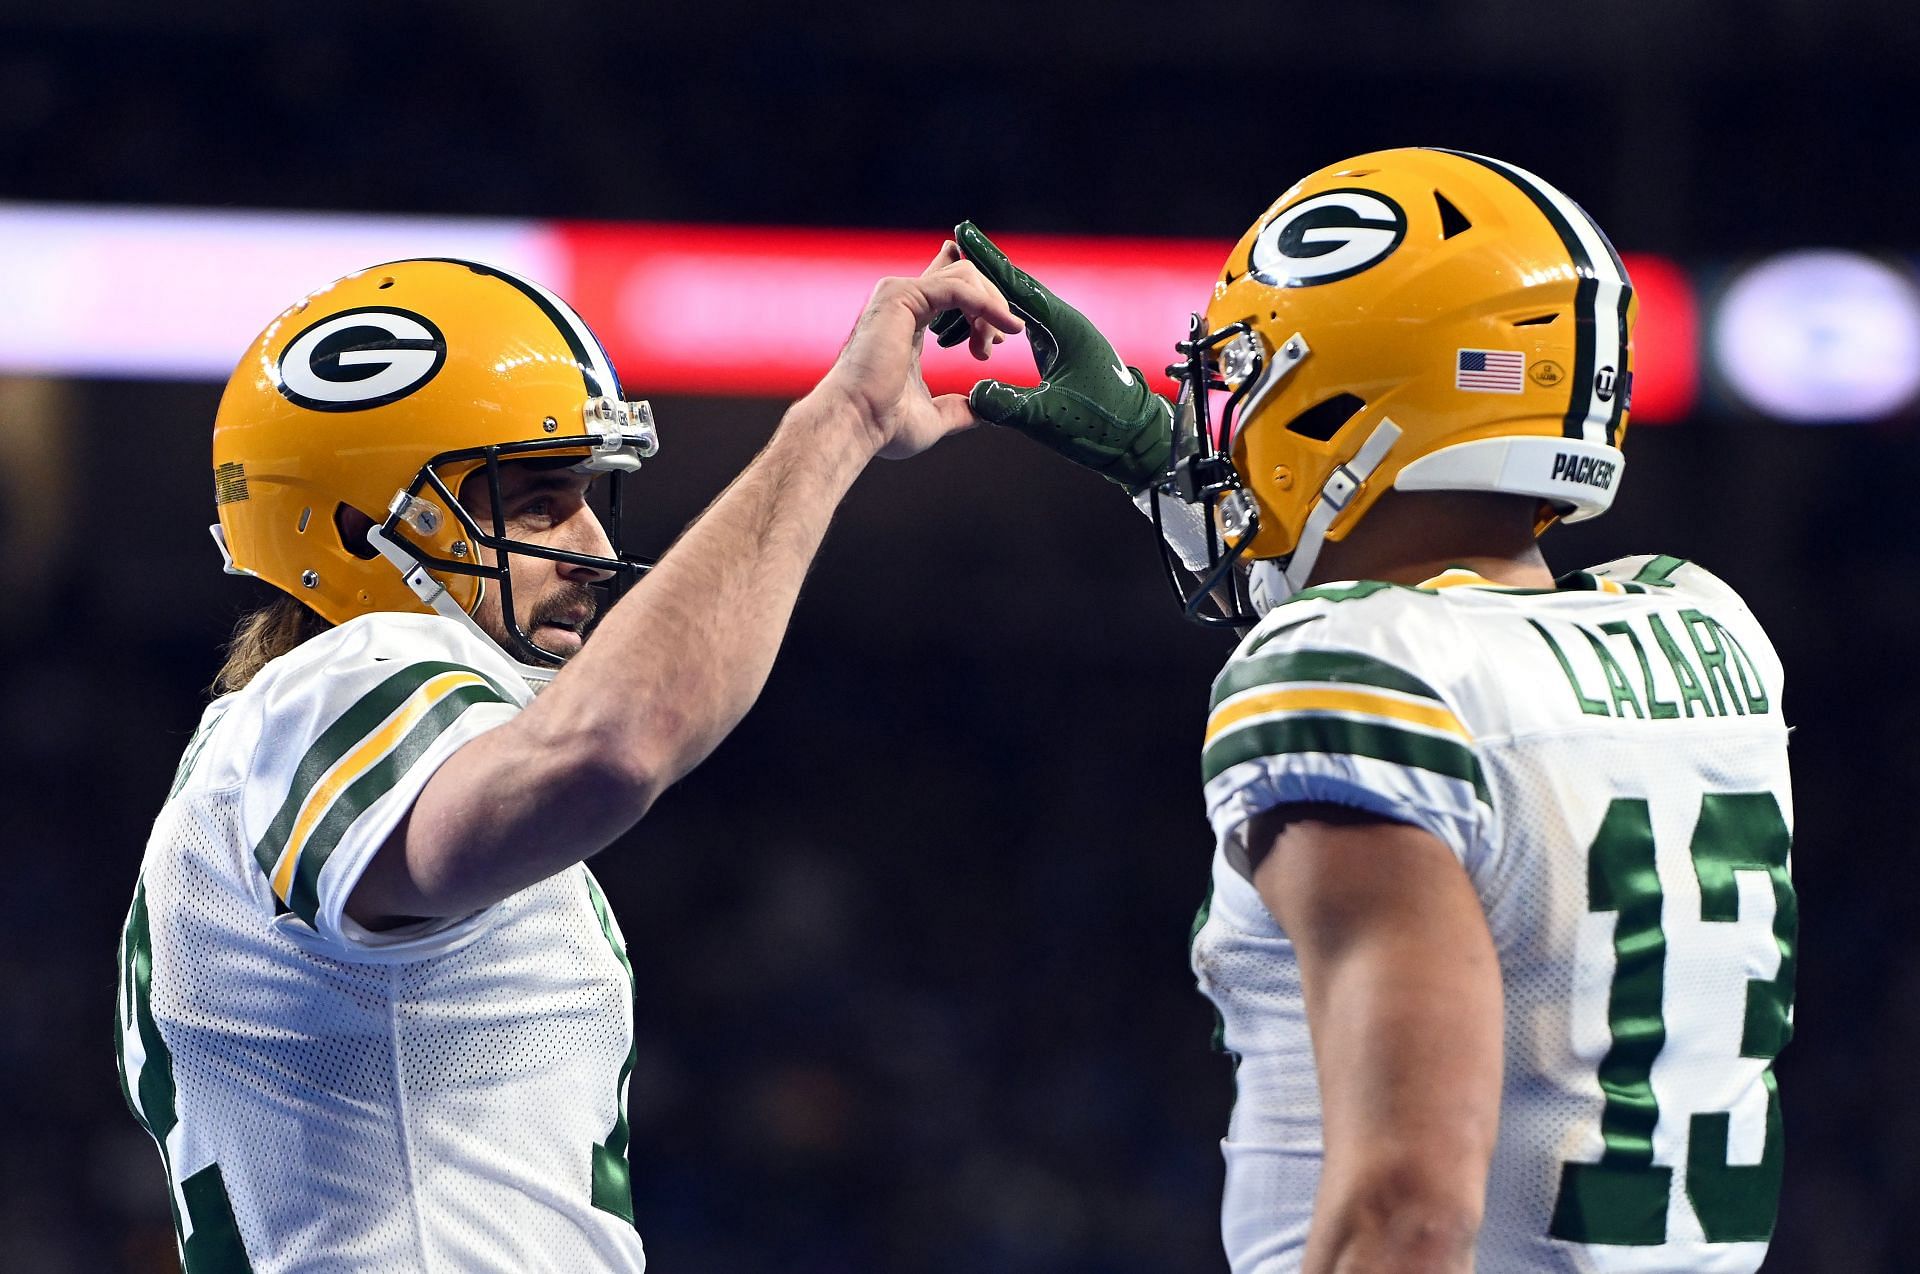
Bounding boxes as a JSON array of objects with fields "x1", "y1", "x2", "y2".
[
  {"x1": 0, "y1": 202, "x2": 1696, "y2": 422},
  {"x1": 557, "y1": 221, "x2": 1229, "y2": 399},
  {"x1": 561, "y1": 223, "x2": 1695, "y2": 422},
  {"x1": 1621, "y1": 252, "x2": 1695, "y2": 426}
]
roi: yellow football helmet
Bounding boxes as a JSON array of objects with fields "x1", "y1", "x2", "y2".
[
  {"x1": 211, "y1": 257, "x2": 658, "y2": 668},
  {"x1": 1162, "y1": 147, "x2": 1637, "y2": 623}
]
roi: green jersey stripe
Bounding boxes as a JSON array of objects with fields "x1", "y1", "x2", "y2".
[
  {"x1": 251, "y1": 661, "x2": 503, "y2": 885},
  {"x1": 1212, "y1": 649, "x2": 1443, "y2": 711},
  {"x1": 585, "y1": 873, "x2": 640, "y2": 1227},
  {"x1": 1280, "y1": 579, "x2": 1409, "y2": 607},
  {"x1": 178, "y1": 1164, "x2": 255, "y2": 1273},
  {"x1": 168, "y1": 710, "x2": 228, "y2": 800},
  {"x1": 1188, "y1": 880, "x2": 1229, "y2": 1055},
  {"x1": 285, "y1": 681, "x2": 507, "y2": 927},
  {"x1": 119, "y1": 880, "x2": 178, "y2": 1145},
  {"x1": 1633, "y1": 555, "x2": 1687, "y2": 588},
  {"x1": 1202, "y1": 714, "x2": 1490, "y2": 802},
  {"x1": 114, "y1": 901, "x2": 138, "y2": 1121},
  {"x1": 119, "y1": 879, "x2": 260, "y2": 1270}
]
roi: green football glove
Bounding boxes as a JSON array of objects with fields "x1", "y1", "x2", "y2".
[{"x1": 930, "y1": 221, "x2": 1172, "y2": 491}]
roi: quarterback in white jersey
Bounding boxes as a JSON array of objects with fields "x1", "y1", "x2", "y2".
[
  {"x1": 946, "y1": 148, "x2": 1795, "y2": 1272},
  {"x1": 116, "y1": 252, "x2": 1024, "y2": 1270},
  {"x1": 118, "y1": 614, "x2": 647, "y2": 1270}
]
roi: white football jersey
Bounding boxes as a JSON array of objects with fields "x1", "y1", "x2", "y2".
[
  {"x1": 1191, "y1": 556, "x2": 1795, "y2": 1274},
  {"x1": 114, "y1": 612, "x2": 646, "y2": 1273}
]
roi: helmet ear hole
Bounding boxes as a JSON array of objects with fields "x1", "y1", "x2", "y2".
[
  {"x1": 1285, "y1": 393, "x2": 1367, "y2": 442},
  {"x1": 334, "y1": 503, "x2": 380, "y2": 560}
]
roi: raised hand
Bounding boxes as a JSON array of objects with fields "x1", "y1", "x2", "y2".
[
  {"x1": 930, "y1": 222, "x2": 1173, "y2": 490},
  {"x1": 815, "y1": 241, "x2": 1024, "y2": 461}
]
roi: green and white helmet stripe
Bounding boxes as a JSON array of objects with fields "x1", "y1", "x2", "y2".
[
  {"x1": 1428, "y1": 148, "x2": 1634, "y2": 448},
  {"x1": 411, "y1": 257, "x2": 623, "y2": 400}
]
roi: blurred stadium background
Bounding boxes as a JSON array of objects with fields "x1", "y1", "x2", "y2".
[{"x1": 2, "y1": 1, "x2": 1914, "y2": 1269}]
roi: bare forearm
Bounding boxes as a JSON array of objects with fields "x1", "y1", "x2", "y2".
[
  {"x1": 372, "y1": 395, "x2": 875, "y2": 914},
  {"x1": 532, "y1": 389, "x2": 874, "y2": 792},
  {"x1": 1300, "y1": 940, "x2": 1498, "y2": 1274},
  {"x1": 1251, "y1": 809, "x2": 1502, "y2": 1274},
  {"x1": 349, "y1": 252, "x2": 1017, "y2": 923}
]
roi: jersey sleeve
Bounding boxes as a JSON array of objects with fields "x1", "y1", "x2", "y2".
[
  {"x1": 238, "y1": 614, "x2": 525, "y2": 957},
  {"x1": 1201, "y1": 598, "x2": 1495, "y2": 878}
]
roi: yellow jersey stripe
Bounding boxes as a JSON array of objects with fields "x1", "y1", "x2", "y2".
[
  {"x1": 1204, "y1": 685, "x2": 1471, "y2": 748},
  {"x1": 269, "y1": 670, "x2": 487, "y2": 901},
  {"x1": 1417, "y1": 568, "x2": 1499, "y2": 590}
]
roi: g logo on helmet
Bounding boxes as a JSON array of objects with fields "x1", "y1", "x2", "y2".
[
  {"x1": 276, "y1": 307, "x2": 448, "y2": 412},
  {"x1": 1248, "y1": 189, "x2": 1408, "y2": 288}
]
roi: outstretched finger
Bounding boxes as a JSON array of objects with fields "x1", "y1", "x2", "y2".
[
  {"x1": 968, "y1": 317, "x2": 1005, "y2": 361},
  {"x1": 924, "y1": 239, "x2": 962, "y2": 274},
  {"x1": 916, "y1": 260, "x2": 1024, "y2": 339},
  {"x1": 953, "y1": 221, "x2": 1018, "y2": 293}
]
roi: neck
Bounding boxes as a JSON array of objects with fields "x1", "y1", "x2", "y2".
[{"x1": 1308, "y1": 490, "x2": 1555, "y2": 590}]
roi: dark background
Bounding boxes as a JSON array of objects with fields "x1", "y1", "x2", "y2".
[{"x1": 2, "y1": 2, "x2": 1913, "y2": 1270}]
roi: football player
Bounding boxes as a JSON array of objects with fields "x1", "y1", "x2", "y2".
[
  {"x1": 115, "y1": 250, "x2": 1020, "y2": 1270},
  {"x1": 942, "y1": 148, "x2": 1796, "y2": 1272}
]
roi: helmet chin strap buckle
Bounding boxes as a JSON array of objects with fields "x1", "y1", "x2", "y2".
[
  {"x1": 367, "y1": 523, "x2": 451, "y2": 609},
  {"x1": 1320, "y1": 463, "x2": 1362, "y2": 512}
]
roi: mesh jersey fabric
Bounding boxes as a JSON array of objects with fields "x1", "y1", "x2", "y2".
[
  {"x1": 114, "y1": 612, "x2": 646, "y2": 1272},
  {"x1": 1191, "y1": 556, "x2": 1794, "y2": 1274}
]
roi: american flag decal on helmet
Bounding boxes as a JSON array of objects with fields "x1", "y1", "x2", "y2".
[{"x1": 1456, "y1": 349, "x2": 1526, "y2": 394}]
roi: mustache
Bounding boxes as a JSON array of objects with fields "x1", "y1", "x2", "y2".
[{"x1": 528, "y1": 584, "x2": 601, "y2": 631}]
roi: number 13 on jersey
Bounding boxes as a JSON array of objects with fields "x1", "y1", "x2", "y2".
[{"x1": 1552, "y1": 792, "x2": 1796, "y2": 1247}]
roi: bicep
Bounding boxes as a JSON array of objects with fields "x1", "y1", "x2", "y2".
[
  {"x1": 345, "y1": 709, "x2": 637, "y2": 927},
  {"x1": 1249, "y1": 804, "x2": 1503, "y2": 1186}
]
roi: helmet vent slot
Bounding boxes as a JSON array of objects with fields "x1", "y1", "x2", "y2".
[
  {"x1": 1285, "y1": 393, "x2": 1367, "y2": 442},
  {"x1": 1514, "y1": 313, "x2": 1559, "y2": 327},
  {"x1": 377, "y1": 277, "x2": 395, "y2": 290},
  {"x1": 1435, "y1": 191, "x2": 1472, "y2": 239}
]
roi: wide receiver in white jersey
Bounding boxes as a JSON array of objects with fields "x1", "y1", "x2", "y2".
[
  {"x1": 941, "y1": 147, "x2": 1796, "y2": 1272},
  {"x1": 115, "y1": 252, "x2": 1023, "y2": 1271}
]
